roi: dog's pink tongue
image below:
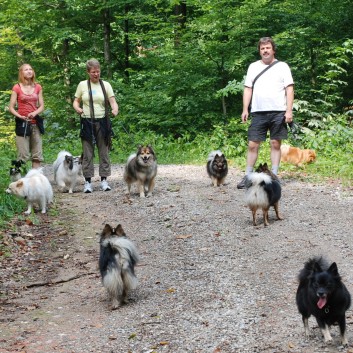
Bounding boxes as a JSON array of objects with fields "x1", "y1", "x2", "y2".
[{"x1": 317, "y1": 297, "x2": 327, "y2": 309}]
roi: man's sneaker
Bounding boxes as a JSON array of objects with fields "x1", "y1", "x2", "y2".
[
  {"x1": 100, "y1": 179, "x2": 111, "y2": 191},
  {"x1": 84, "y1": 181, "x2": 93, "y2": 193},
  {"x1": 237, "y1": 175, "x2": 247, "y2": 189}
]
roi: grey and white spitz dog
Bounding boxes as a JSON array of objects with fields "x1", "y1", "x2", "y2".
[
  {"x1": 124, "y1": 145, "x2": 157, "y2": 197},
  {"x1": 99, "y1": 224, "x2": 140, "y2": 310},
  {"x1": 53, "y1": 151, "x2": 82, "y2": 193},
  {"x1": 206, "y1": 150, "x2": 228, "y2": 186},
  {"x1": 244, "y1": 163, "x2": 282, "y2": 226}
]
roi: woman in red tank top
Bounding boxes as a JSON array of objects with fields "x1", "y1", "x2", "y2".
[{"x1": 9, "y1": 64, "x2": 45, "y2": 169}]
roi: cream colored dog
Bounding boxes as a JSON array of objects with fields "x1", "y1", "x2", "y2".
[
  {"x1": 281, "y1": 144, "x2": 316, "y2": 167},
  {"x1": 6, "y1": 168, "x2": 53, "y2": 214}
]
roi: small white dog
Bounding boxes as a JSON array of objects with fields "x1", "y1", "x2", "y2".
[
  {"x1": 53, "y1": 151, "x2": 82, "y2": 193},
  {"x1": 6, "y1": 168, "x2": 53, "y2": 214}
]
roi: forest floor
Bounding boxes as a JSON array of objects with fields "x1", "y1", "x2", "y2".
[{"x1": 1, "y1": 163, "x2": 353, "y2": 353}]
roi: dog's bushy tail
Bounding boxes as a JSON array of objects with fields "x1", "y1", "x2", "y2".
[
  {"x1": 102, "y1": 237, "x2": 139, "y2": 293},
  {"x1": 25, "y1": 168, "x2": 44, "y2": 178},
  {"x1": 207, "y1": 150, "x2": 224, "y2": 162}
]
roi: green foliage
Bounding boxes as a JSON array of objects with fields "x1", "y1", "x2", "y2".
[{"x1": 0, "y1": 0, "x2": 353, "y2": 230}]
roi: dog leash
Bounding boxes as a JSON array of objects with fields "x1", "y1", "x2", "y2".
[{"x1": 284, "y1": 117, "x2": 302, "y2": 144}]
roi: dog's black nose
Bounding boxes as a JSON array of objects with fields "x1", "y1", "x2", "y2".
[{"x1": 317, "y1": 290, "x2": 327, "y2": 298}]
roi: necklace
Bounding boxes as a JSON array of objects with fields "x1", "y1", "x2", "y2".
[{"x1": 20, "y1": 83, "x2": 35, "y2": 95}]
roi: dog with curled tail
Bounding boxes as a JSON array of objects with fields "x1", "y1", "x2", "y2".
[
  {"x1": 53, "y1": 150, "x2": 82, "y2": 193},
  {"x1": 99, "y1": 224, "x2": 140, "y2": 310},
  {"x1": 206, "y1": 150, "x2": 228, "y2": 186}
]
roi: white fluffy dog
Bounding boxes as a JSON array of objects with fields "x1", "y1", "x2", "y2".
[
  {"x1": 6, "y1": 169, "x2": 53, "y2": 214},
  {"x1": 53, "y1": 151, "x2": 82, "y2": 193}
]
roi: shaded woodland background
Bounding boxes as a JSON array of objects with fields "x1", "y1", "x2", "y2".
[{"x1": 0, "y1": 0, "x2": 352, "y2": 167}]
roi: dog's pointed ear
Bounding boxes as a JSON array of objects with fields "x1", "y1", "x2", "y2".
[
  {"x1": 101, "y1": 224, "x2": 113, "y2": 238},
  {"x1": 263, "y1": 162, "x2": 268, "y2": 168},
  {"x1": 115, "y1": 224, "x2": 126, "y2": 237},
  {"x1": 328, "y1": 262, "x2": 338, "y2": 275},
  {"x1": 16, "y1": 180, "x2": 24, "y2": 187}
]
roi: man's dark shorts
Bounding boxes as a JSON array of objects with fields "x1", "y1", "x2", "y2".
[{"x1": 248, "y1": 111, "x2": 288, "y2": 142}]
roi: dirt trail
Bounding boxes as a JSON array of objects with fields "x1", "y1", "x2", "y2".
[{"x1": 1, "y1": 164, "x2": 353, "y2": 353}]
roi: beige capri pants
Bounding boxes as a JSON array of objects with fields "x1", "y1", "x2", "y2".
[{"x1": 16, "y1": 125, "x2": 43, "y2": 162}]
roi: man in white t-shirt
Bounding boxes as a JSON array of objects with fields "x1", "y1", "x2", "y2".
[{"x1": 237, "y1": 37, "x2": 294, "y2": 189}]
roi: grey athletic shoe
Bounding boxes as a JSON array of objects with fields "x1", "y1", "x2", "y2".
[
  {"x1": 100, "y1": 180, "x2": 111, "y2": 191},
  {"x1": 84, "y1": 181, "x2": 93, "y2": 193}
]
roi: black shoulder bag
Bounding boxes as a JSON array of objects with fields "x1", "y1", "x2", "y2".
[
  {"x1": 98, "y1": 79, "x2": 114, "y2": 150},
  {"x1": 15, "y1": 117, "x2": 31, "y2": 137},
  {"x1": 79, "y1": 81, "x2": 94, "y2": 143}
]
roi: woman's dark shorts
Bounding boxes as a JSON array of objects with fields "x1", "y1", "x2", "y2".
[{"x1": 248, "y1": 111, "x2": 288, "y2": 142}]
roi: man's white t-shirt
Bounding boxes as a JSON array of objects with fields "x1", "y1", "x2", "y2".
[{"x1": 244, "y1": 60, "x2": 294, "y2": 113}]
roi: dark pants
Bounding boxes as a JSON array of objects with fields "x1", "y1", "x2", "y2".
[{"x1": 248, "y1": 111, "x2": 288, "y2": 142}]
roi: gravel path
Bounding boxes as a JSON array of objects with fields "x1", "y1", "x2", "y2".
[{"x1": 1, "y1": 164, "x2": 353, "y2": 353}]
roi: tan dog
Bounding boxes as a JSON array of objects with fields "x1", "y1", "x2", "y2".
[
  {"x1": 124, "y1": 145, "x2": 157, "y2": 198},
  {"x1": 280, "y1": 144, "x2": 316, "y2": 167}
]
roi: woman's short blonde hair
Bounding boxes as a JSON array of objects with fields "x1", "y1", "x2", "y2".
[{"x1": 86, "y1": 58, "x2": 100, "y2": 72}]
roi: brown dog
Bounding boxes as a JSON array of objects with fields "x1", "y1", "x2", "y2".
[
  {"x1": 280, "y1": 144, "x2": 316, "y2": 167},
  {"x1": 124, "y1": 145, "x2": 157, "y2": 197}
]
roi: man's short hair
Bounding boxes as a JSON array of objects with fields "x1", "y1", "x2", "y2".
[{"x1": 258, "y1": 37, "x2": 276, "y2": 52}]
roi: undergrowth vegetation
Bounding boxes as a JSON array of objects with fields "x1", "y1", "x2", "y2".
[{"x1": 1, "y1": 110, "x2": 352, "y2": 237}]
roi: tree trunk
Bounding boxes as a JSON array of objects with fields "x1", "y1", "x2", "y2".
[
  {"x1": 124, "y1": 5, "x2": 130, "y2": 82},
  {"x1": 103, "y1": 9, "x2": 112, "y2": 79},
  {"x1": 174, "y1": 2, "x2": 187, "y2": 47}
]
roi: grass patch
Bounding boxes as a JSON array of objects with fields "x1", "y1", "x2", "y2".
[{"x1": 1, "y1": 117, "x2": 352, "y2": 234}]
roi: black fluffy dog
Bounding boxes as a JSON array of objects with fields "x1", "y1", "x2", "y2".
[
  {"x1": 296, "y1": 257, "x2": 351, "y2": 346},
  {"x1": 9, "y1": 160, "x2": 26, "y2": 182}
]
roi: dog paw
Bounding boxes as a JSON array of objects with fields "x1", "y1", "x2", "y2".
[
  {"x1": 111, "y1": 300, "x2": 121, "y2": 310},
  {"x1": 324, "y1": 337, "x2": 333, "y2": 345}
]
